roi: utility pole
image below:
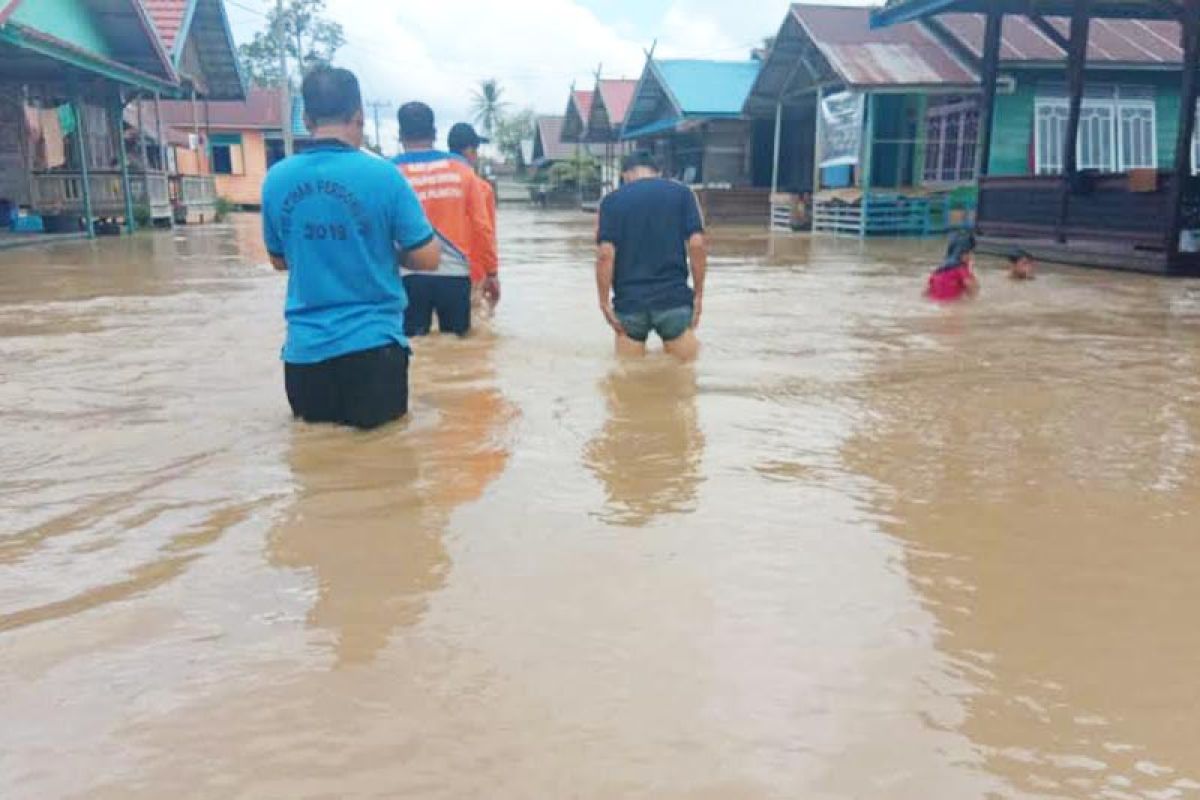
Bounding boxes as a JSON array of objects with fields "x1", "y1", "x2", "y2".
[
  {"x1": 366, "y1": 100, "x2": 391, "y2": 153},
  {"x1": 276, "y1": 0, "x2": 293, "y2": 157}
]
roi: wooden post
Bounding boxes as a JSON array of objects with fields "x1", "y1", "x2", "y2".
[
  {"x1": 771, "y1": 100, "x2": 783, "y2": 197},
  {"x1": 976, "y1": 8, "x2": 1003, "y2": 228},
  {"x1": 114, "y1": 91, "x2": 136, "y2": 234},
  {"x1": 71, "y1": 89, "x2": 94, "y2": 239},
  {"x1": 812, "y1": 87, "x2": 823, "y2": 196},
  {"x1": 136, "y1": 93, "x2": 149, "y2": 171},
  {"x1": 1057, "y1": 0, "x2": 1090, "y2": 244},
  {"x1": 860, "y1": 93, "x2": 875, "y2": 238},
  {"x1": 1167, "y1": 0, "x2": 1200, "y2": 266}
]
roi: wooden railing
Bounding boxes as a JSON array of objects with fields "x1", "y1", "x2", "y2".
[
  {"x1": 31, "y1": 170, "x2": 172, "y2": 221},
  {"x1": 978, "y1": 173, "x2": 1177, "y2": 250},
  {"x1": 177, "y1": 175, "x2": 217, "y2": 205}
]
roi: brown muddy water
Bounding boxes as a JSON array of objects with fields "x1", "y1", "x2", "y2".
[{"x1": 1, "y1": 208, "x2": 1199, "y2": 799}]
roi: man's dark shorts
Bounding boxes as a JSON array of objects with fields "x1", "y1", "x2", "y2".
[
  {"x1": 285, "y1": 344, "x2": 409, "y2": 430},
  {"x1": 616, "y1": 305, "x2": 693, "y2": 343},
  {"x1": 403, "y1": 274, "x2": 471, "y2": 337}
]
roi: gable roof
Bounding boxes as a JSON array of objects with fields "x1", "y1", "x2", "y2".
[
  {"x1": 561, "y1": 88, "x2": 594, "y2": 142},
  {"x1": 0, "y1": 0, "x2": 179, "y2": 91},
  {"x1": 143, "y1": 0, "x2": 188, "y2": 53},
  {"x1": 585, "y1": 78, "x2": 638, "y2": 142},
  {"x1": 532, "y1": 115, "x2": 571, "y2": 162},
  {"x1": 623, "y1": 58, "x2": 760, "y2": 139},
  {"x1": 144, "y1": 0, "x2": 244, "y2": 99}
]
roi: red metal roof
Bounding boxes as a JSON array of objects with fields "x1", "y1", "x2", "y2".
[
  {"x1": 936, "y1": 12, "x2": 1181, "y2": 63},
  {"x1": 143, "y1": 0, "x2": 189, "y2": 54},
  {"x1": 572, "y1": 89, "x2": 594, "y2": 121},
  {"x1": 157, "y1": 86, "x2": 286, "y2": 129},
  {"x1": 597, "y1": 79, "x2": 637, "y2": 126},
  {"x1": 791, "y1": 4, "x2": 978, "y2": 87}
]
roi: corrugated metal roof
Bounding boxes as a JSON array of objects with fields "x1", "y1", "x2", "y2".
[
  {"x1": 143, "y1": 0, "x2": 188, "y2": 54},
  {"x1": 936, "y1": 12, "x2": 1182, "y2": 63},
  {"x1": 533, "y1": 115, "x2": 572, "y2": 162},
  {"x1": 157, "y1": 86, "x2": 297, "y2": 129},
  {"x1": 791, "y1": 4, "x2": 977, "y2": 87},
  {"x1": 572, "y1": 89, "x2": 594, "y2": 121},
  {"x1": 657, "y1": 59, "x2": 761, "y2": 115},
  {"x1": 598, "y1": 79, "x2": 637, "y2": 126}
]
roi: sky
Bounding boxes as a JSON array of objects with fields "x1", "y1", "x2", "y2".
[{"x1": 222, "y1": 0, "x2": 830, "y2": 151}]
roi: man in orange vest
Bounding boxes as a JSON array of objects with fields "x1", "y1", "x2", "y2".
[
  {"x1": 393, "y1": 103, "x2": 499, "y2": 336},
  {"x1": 448, "y1": 122, "x2": 500, "y2": 309}
]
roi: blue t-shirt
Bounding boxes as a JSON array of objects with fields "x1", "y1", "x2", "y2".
[
  {"x1": 262, "y1": 140, "x2": 434, "y2": 364},
  {"x1": 596, "y1": 177, "x2": 704, "y2": 314}
]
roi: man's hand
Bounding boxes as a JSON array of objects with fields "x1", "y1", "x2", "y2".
[
  {"x1": 600, "y1": 303, "x2": 624, "y2": 335},
  {"x1": 691, "y1": 295, "x2": 703, "y2": 330},
  {"x1": 269, "y1": 254, "x2": 288, "y2": 272},
  {"x1": 482, "y1": 274, "x2": 501, "y2": 308}
]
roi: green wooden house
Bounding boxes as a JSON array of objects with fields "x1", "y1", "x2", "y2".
[
  {"x1": 0, "y1": 0, "x2": 241, "y2": 241},
  {"x1": 747, "y1": 3, "x2": 1189, "y2": 237}
]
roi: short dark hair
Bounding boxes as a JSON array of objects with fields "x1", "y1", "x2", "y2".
[
  {"x1": 621, "y1": 150, "x2": 660, "y2": 173},
  {"x1": 301, "y1": 67, "x2": 362, "y2": 126},
  {"x1": 1007, "y1": 247, "x2": 1032, "y2": 263},
  {"x1": 398, "y1": 102, "x2": 436, "y2": 142},
  {"x1": 942, "y1": 230, "x2": 977, "y2": 267}
]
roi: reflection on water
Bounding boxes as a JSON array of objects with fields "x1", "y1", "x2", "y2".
[
  {"x1": 584, "y1": 360, "x2": 704, "y2": 526},
  {"x1": 2, "y1": 211, "x2": 1200, "y2": 798},
  {"x1": 271, "y1": 335, "x2": 515, "y2": 667}
]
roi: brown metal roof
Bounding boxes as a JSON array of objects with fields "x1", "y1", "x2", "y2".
[
  {"x1": 790, "y1": 4, "x2": 978, "y2": 87},
  {"x1": 157, "y1": 86, "x2": 285, "y2": 129},
  {"x1": 936, "y1": 12, "x2": 1182, "y2": 63}
]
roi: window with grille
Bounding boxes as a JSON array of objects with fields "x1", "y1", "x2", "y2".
[
  {"x1": 923, "y1": 95, "x2": 979, "y2": 183},
  {"x1": 1034, "y1": 84, "x2": 1156, "y2": 174}
]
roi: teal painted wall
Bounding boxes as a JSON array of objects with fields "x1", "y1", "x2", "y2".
[
  {"x1": 11, "y1": 0, "x2": 113, "y2": 58},
  {"x1": 988, "y1": 79, "x2": 1036, "y2": 175},
  {"x1": 988, "y1": 70, "x2": 1185, "y2": 175}
]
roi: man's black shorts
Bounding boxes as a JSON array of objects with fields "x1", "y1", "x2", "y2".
[
  {"x1": 403, "y1": 274, "x2": 471, "y2": 336},
  {"x1": 284, "y1": 344, "x2": 409, "y2": 430}
]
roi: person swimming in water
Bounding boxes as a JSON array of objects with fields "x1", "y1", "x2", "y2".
[
  {"x1": 926, "y1": 230, "x2": 980, "y2": 302},
  {"x1": 1008, "y1": 247, "x2": 1036, "y2": 281}
]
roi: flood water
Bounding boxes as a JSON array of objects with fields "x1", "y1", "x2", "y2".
[{"x1": 2, "y1": 208, "x2": 1199, "y2": 799}]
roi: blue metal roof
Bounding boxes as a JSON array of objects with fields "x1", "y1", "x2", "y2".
[
  {"x1": 622, "y1": 116, "x2": 684, "y2": 140},
  {"x1": 656, "y1": 59, "x2": 761, "y2": 116}
]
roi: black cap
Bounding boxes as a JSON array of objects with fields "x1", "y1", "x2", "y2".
[
  {"x1": 447, "y1": 122, "x2": 489, "y2": 152},
  {"x1": 621, "y1": 150, "x2": 660, "y2": 173},
  {"x1": 398, "y1": 101, "x2": 435, "y2": 141}
]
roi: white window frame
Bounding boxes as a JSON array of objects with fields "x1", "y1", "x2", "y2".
[
  {"x1": 923, "y1": 95, "x2": 980, "y2": 185},
  {"x1": 1034, "y1": 84, "x2": 1157, "y2": 175}
]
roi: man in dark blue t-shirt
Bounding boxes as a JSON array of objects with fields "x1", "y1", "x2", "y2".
[
  {"x1": 262, "y1": 67, "x2": 440, "y2": 429},
  {"x1": 595, "y1": 151, "x2": 707, "y2": 361}
]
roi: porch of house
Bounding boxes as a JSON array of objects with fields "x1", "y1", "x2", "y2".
[{"x1": 872, "y1": 0, "x2": 1200, "y2": 276}]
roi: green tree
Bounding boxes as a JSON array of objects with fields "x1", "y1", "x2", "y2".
[
  {"x1": 238, "y1": 0, "x2": 345, "y2": 87},
  {"x1": 470, "y1": 78, "x2": 509, "y2": 138},
  {"x1": 493, "y1": 107, "x2": 535, "y2": 172}
]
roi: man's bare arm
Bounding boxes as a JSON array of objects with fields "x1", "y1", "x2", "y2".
[
  {"x1": 403, "y1": 239, "x2": 441, "y2": 272},
  {"x1": 687, "y1": 232, "x2": 707, "y2": 329},
  {"x1": 595, "y1": 242, "x2": 622, "y2": 332}
]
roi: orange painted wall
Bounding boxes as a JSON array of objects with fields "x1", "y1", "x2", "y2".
[
  {"x1": 173, "y1": 146, "x2": 207, "y2": 176},
  {"x1": 213, "y1": 130, "x2": 268, "y2": 207}
]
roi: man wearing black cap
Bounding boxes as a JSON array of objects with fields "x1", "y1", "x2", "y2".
[
  {"x1": 392, "y1": 103, "x2": 498, "y2": 336},
  {"x1": 448, "y1": 122, "x2": 501, "y2": 308}
]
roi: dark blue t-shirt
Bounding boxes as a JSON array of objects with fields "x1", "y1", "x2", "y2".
[
  {"x1": 597, "y1": 177, "x2": 704, "y2": 314},
  {"x1": 262, "y1": 140, "x2": 433, "y2": 364}
]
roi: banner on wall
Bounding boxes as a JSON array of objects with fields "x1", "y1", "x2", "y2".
[{"x1": 819, "y1": 90, "x2": 864, "y2": 169}]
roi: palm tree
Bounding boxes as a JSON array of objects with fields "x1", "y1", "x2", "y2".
[{"x1": 471, "y1": 78, "x2": 508, "y2": 138}]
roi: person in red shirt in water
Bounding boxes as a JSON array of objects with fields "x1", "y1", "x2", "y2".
[{"x1": 926, "y1": 230, "x2": 980, "y2": 302}]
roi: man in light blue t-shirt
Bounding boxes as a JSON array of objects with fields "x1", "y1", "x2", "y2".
[{"x1": 262, "y1": 67, "x2": 439, "y2": 429}]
